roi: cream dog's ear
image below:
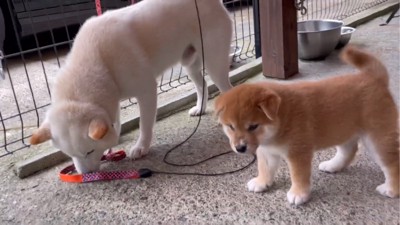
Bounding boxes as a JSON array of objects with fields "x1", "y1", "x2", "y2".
[
  {"x1": 258, "y1": 91, "x2": 281, "y2": 121},
  {"x1": 30, "y1": 121, "x2": 52, "y2": 145},
  {"x1": 88, "y1": 118, "x2": 109, "y2": 140}
]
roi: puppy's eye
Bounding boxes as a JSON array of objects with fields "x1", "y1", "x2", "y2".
[
  {"x1": 248, "y1": 124, "x2": 259, "y2": 131},
  {"x1": 227, "y1": 124, "x2": 235, "y2": 131}
]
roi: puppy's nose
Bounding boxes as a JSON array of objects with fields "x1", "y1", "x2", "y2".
[{"x1": 235, "y1": 145, "x2": 247, "y2": 153}]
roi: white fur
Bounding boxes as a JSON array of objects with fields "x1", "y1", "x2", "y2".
[
  {"x1": 247, "y1": 178, "x2": 268, "y2": 192},
  {"x1": 287, "y1": 188, "x2": 311, "y2": 206},
  {"x1": 361, "y1": 135, "x2": 398, "y2": 198},
  {"x1": 318, "y1": 155, "x2": 347, "y2": 173},
  {"x1": 259, "y1": 124, "x2": 280, "y2": 145},
  {"x1": 32, "y1": 0, "x2": 233, "y2": 173},
  {"x1": 255, "y1": 143, "x2": 317, "y2": 206},
  {"x1": 376, "y1": 183, "x2": 397, "y2": 198},
  {"x1": 258, "y1": 143, "x2": 288, "y2": 158},
  {"x1": 247, "y1": 144, "x2": 286, "y2": 192},
  {"x1": 319, "y1": 137, "x2": 358, "y2": 173}
]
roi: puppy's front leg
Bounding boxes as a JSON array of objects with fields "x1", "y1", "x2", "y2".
[
  {"x1": 248, "y1": 149, "x2": 281, "y2": 192},
  {"x1": 128, "y1": 85, "x2": 157, "y2": 159},
  {"x1": 286, "y1": 151, "x2": 313, "y2": 205}
]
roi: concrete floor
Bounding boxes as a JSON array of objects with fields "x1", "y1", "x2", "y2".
[{"x1": 0, "y1": 14, "x2": 399, "y2": 224}]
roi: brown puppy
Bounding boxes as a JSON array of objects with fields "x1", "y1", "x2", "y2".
[{"x1": 215, "y1": 46, "x2": 399, "y2": 205}]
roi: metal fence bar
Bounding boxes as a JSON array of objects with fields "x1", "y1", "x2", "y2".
[
  {"x1": 23, "y1": 0, "x2": 51, "y2": 121},
  {"x1": 253, "y1": 0, "x2": 261, "y2": 58}
]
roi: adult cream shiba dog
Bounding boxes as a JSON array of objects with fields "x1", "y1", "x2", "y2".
[
  {"x1": 215, "y1": 46, "x2": 399, "y2": 205},
  {"x1": 30, "y1": 0, "x2": 233, "y2": 173}
]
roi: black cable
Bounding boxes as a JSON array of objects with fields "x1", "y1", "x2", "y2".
[
  {"x1": 154, "y1": 155, "x2": 256, "y2": 176},
  {"x1": 151, "y1": 0, "x2": 256, "y2": 176}
]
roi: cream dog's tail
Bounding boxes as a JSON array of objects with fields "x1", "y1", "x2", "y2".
[{"x1": 341, "y1": 45, "x2": 389, "y2": 86}]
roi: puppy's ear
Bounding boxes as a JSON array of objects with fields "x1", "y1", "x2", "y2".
[
  {"x1": 30, "y1": 121, "x2": 52, "y2": 145},
  {"x1": 88, "y1": 118, "x2": 109, "y2": 140},
  {"x1": 258, "y1": 91, "x2": 281, "y2": 121}
]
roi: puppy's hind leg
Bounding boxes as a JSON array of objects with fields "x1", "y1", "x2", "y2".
[
  {"x1": 319, "y1": 137, "x2": 358, "y2": 173},
  {"x1": 182, "y1": 47, "x2": 208, "y2": 116},
  {"x1": 365, "y1": 129, "x2": 399, "y2": 198},
  {"x1": 128, "y1": 80, "x2": 157, "y2": 159}
]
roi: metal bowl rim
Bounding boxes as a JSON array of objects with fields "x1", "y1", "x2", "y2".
[
  {"x1": 341, "y1": 26, "x2": 356, "y2": 34},
  {"x1": 297, "y1": 19, "x2": 344, "y2": 34}
]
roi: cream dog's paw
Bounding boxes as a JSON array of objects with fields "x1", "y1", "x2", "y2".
[
  {"x1": 247, "y1": 177, "x2": 269, "y2": 193},
  {"x1": 376, "y1": 183, "x2": 399, "y2": 198},
  {"x1": 128, "y1": 144, "x2": 150, "y2": 159},
  {"x1": 188, "y1": 105, "x2": 205, "y2": 116},
  {"x1": 287, "y1": 188, "x2": 311, "y2": 205}
]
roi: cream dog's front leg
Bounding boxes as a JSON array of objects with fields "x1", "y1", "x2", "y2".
[{"x1": 128, "y1": 82, "x2": 157, "y2": 159}]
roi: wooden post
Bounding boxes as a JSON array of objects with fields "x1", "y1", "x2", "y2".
[{"x1": 259, "y1": 0, "x2": 298, "y2": 79}]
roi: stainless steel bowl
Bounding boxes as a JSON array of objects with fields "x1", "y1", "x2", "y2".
[
  {"x1": 297, "y1": 20, "x2": 343, "y2": 60},
  {"x1": 335, "y1": 26, "x2": 356, "y2": 49}
]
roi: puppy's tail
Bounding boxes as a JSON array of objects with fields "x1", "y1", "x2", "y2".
[{"x1": 341, "y1": 45, "x2": 389, "y2": 86}]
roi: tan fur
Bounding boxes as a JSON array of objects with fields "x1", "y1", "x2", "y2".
[
  {"x1": 215, "y1": 46, "x2": 400, "y2": 205},
  {"x1": 30, "y1": 122, "x2": 51, "y2": 145},
  {"x1": 88, "y1": 119, "x2": 109, "y2": 141}
]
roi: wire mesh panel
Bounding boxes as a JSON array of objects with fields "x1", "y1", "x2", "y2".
[
  {"x1": 121, "y1": 0, "x2": 256, "y2": 109},
  {"x1": 229, "y1": 0, "x2": 256, "y2": 63},
  {"x1": 298, "y1": 0, "x2": 390, "y2": 21}
]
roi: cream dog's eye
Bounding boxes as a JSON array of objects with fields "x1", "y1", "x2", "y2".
[
  {"x1": 227, "y1": 124, "x2": 235, "y2": 131},
  {"x1": 86, "y1": 149, "x2": 95, "y2": 157},
  {"x1": 248, "y1": 124, "x2": 259, "y2": 131}
]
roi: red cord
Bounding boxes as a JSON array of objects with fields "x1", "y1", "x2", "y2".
[
  {"x1": 95, "y1": 0, "x2": 102, "y2": 16},
  {"x1": 59, "y1": 150, "x2": 151, "y2": 183},
  {"x1": 95, "y1": 0, "x2": 136, "y2": 16}
]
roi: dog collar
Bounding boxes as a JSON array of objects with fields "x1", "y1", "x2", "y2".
[{"x1": 59, "y1": 150, "x2": 152, "y2": 183}]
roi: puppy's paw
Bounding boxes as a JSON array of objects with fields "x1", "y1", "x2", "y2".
[
  {"x1": 376, "y1": 183, "x2": 399, "y2": 198},
  {"x1": 188, "y1": 105, "x2": 205, "y2": 117},
  {"x1": 247, "y1": 177, "x2": 269, "y2": 193},
  {"x1": 128, "y1": 145, "x2": 150, "y2": 159},
  {"x1": 318, "y1": 160, "x2": 343, "y2": 173},
  {"x1": 287, "y1": 188, "x2": 311, "y2": 205}
]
